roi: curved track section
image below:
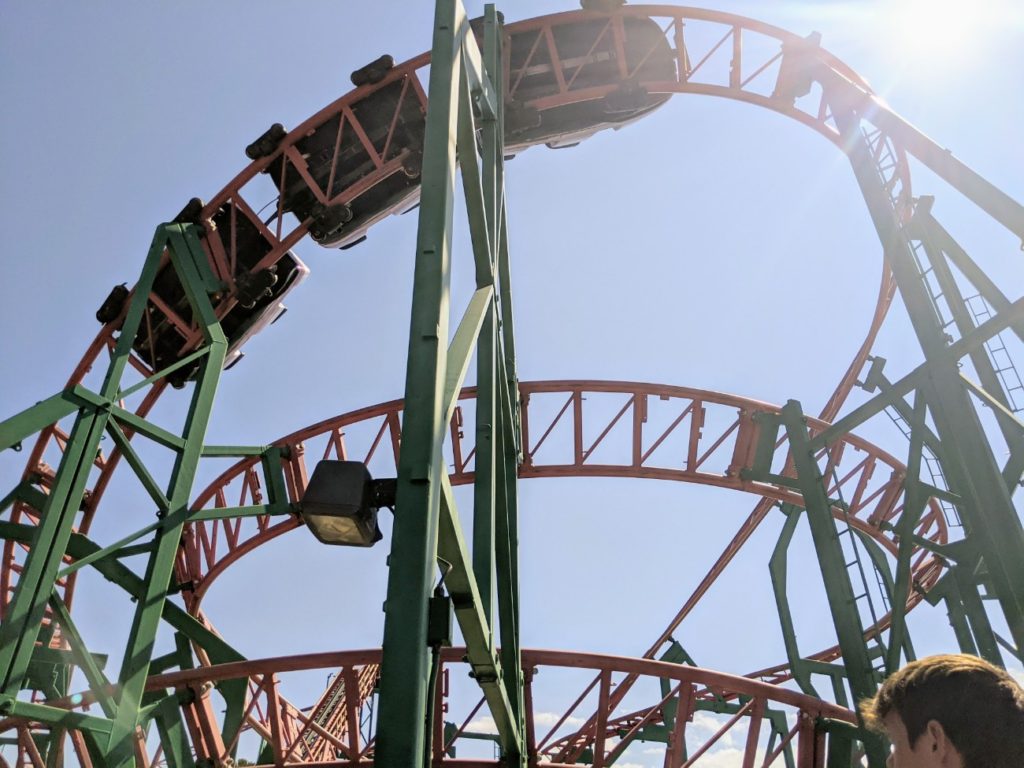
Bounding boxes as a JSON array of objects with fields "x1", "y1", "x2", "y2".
[
  {"x1": 169, "y1": 380, "x2": 945, "y2": 761},
  {"x1": 6, "y1": 4, "x2": 1023, "y2": 767},
  {"x1": 3, "y1": 5, "x2": 915, "y2": 620},
  {"x1": 180, "y1": 380, "x2": 946, "y2": 608},
  {"x1": 0, "y1": 648, "x2": 856, "y2": 767}
]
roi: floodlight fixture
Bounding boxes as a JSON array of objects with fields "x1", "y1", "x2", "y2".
[{"x1": 299, "y1": 460, "x2": 395, "y2": 547}]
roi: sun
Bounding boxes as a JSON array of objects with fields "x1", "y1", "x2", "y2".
[{"x1": 889, "y1": 0, "x2": 1011, "y2": 59}]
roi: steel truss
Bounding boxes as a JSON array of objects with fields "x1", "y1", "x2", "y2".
[{"x1": 1, "y1": 2, "x2": 1023, "y2": 767}]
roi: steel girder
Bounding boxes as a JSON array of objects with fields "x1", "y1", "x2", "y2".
[
  {"x1": 1, "y1": 3, "x2": 1023, "y2": 767},
  {"x1": 373, "y1": 3, "x2": 524, "y2": 767}
]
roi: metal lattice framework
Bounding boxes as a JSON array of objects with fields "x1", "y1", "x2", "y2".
[{"x1": 1, "y1": 2, "x2": 1023, "y2": 767}]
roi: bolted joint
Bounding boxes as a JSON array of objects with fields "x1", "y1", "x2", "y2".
[{"x1": 468, "y1": 669, "x2": 498, "y2": 684}]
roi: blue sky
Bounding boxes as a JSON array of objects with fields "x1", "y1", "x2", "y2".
[{"x1": 2, "y1": 1, "x2": 1023, "y2": 763}]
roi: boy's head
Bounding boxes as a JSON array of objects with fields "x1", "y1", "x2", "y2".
[{"x1": 860, "y1": 654, "x2": 1024, "y2": 767}]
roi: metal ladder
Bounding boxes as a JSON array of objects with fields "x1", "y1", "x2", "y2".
[
  {"x1": 824, "y1": 447, "x2": 890, "y2": 678},
  {"x1": 882, "y1": 405, "x2": 963, "y2": 528},
  {"x1": 966, "y1": 294, "x2": 1024, "y2": 413}
]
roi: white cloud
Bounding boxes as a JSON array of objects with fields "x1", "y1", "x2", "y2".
[
  {"x1": 689, "y1": 712, "x2": 738, "y2": 747},
  {"x1": 613, "y1": 763, "x2": 646, "y2": 768},
  {"x1": 468, "y1": 716, "x2": 498, "y2": 734},
  {"x1": 694, "y1": 746, "x2": 767, "y2": 768},
  {"x1": 532, "y1": 711, "x2": 585, "y2": 728},
  {"x1": 642, "y1": 746, "x2": 665, "y2": 755},
  {"x1": 467, "y1": 713, "x2": 588, "y2": 737}
]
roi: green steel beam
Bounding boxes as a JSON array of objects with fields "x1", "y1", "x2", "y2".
[
  {"x1": 472, "y1": 5, "x2": 507, "y2": 633},
  {"x1": 769, "y1": 505, "x2": 818, "y2": 698},
  {"x1": 912, "y1": 206, "x2": 1024, "y2": 344},
  {"x1": 493, "y1": 363, "x2": 525, "y2": 764},
  {"x1": 105, "y1": 417, "x2": 173, "y2": 510},
  {"x1": 152, "y1": 695, "x2": 197, "y2": 768},
  {"x1": 46, "y1": 594, "x2": 116, "y2": 718},
  {"x1": 375, "y1": 3, "x2": 521, "y2": 767},
  {"x1": 0, "y1": 514, "x2": 249, "y2": 761},
  {"x1": 835, "y1": 104, "x2": 1024, "y2": 656},
  {"x1": 854, "y1": 529, "x2": 915, "y2": 671},
  {"x1": 474, "y1": 302, "x2": 498, "y2": 626},
  {"x1": 908, "y1": 204, "x2": 1024, "y2": 459},
  {"x1": 444, "y1": 286, "x2": 496, "y2": 423},
  {"x1": 953, "y1": 566, "x2": 1004, "y2": 666},
  {"x1": 438, "y1": 476, "x2": 521, "y2": 749},
  {"x1": 0, "y1": 388, "x2": 93, "y2": 454},
  {"x1": 0, "y1": 522, "x2": 245, "y2": 667},
  {"x1": 54, "y1": 500, "x2": 292, "y2": 582},
  {"x1": 374, "y1": 0, "x2": 465, "y2": 760},
  {"x1": 884, "y1": 390, "x2": 927, "y2": 675},
  {"x1": 0, "y1": 483, "x2": 39, "y2": 516},
  {"x1": 1, "y1": 700, "x2": 112, "y2": 737},
  {"x1": 0, "y1": 225, "x2": 170, "y2": 702},
  {"x1": 0, "y1": 223, "x2": 239, "y2": 766},
  {"x1": 831, "y1": 82, "x2": 1024, "y2": 241},
  {"x1": 780, "y1": 400, "x2": 887, "y2": 766},
  {"x1": 960, "y1": 372, "x2": 1024, "y2": 436},
  {"x1": 809, "y1": 297, "x2": 1024, "y2": 451},
  {"x1": 927, "y1": 573, "x2": 980, "y2": 655},
  {"x1": 107, "y1": 229, "x2": 228, "y2": 765},
  {"x1": 106, "y1": 404, "x2": 188, "y2": 451},
  {"x1": 116, "y1": 346, "x2": 211, "y2": 402}
]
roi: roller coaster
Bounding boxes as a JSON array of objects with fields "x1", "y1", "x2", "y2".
[{"x1": 1, "y1": 1, "x2": 1022, "y2": 766}]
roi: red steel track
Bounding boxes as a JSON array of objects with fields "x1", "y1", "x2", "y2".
[
  {"x1": 172, "y1": 380, "x2": 944, "y2": 763},
  {"x1": 181, "y1": 380, "x2": 945, "y2": 610},
  {"x1": 2, "y1": 2, "x2": 910, "y2": 624},
  {"x1": 2, "y1": 5, "x2": 963, "y2": 766},
  {"x1": 0, "y1": 648, "x2": 856, "y2": 767}
]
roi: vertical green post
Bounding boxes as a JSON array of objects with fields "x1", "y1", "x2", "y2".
[
  {"x1": 374, "y1": 1, "x2": 463, "y2": 765},
  {"x1": 781, "y1": 401, "x2": 888, "y2": 766}
]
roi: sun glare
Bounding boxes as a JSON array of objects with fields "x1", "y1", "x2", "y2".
[{"x1": 890, "y1": 0, "x2": 1008, "y2": 59}]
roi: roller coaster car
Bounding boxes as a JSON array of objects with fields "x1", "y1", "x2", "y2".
[
  {"x1": 103, "y1": 199, "x2": 308, "y2": 387},
  {"x1": 262, "y1": 68, "x2": 427, "y2": 250},
  {"x1": 261, "y1": 14, "x2": 673, "y2": 250},
  {"x1": 502, "y1": 15, "x2": 676, "y2": 151}
]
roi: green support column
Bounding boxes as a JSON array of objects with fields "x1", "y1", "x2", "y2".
[
  {"x1": 780, "y1": 401, "x2": 888, "y2": 767},
  {"x1": 953, "y1": 566, "x2": 1004, "y2": 666},
  {"x1": 929, "y1": 575, "x2": 980, "y2": 655},
  {"x1": 474, "y1": 303, "x2": 497, "y2": 625},
  {"x1": 494, "y1": 373, "x2": 525, "y2": 758},
  {"x1": 107, "y1": 228, "x2": 228, "y2": 765},
  {"x1": 834, "y1": 105, "x2": 1024, "y2": 655},
  {"x1": 373, "y1": 0, "x2": 461, "y2": 752},
  {"x1": 0, "y1": 223, "x2": 235, "y2": 765},
  {"x1": 768, "y1": 505, "x2": 818, "y2": 698},
  {"x1": 471, "y1": 5, "x2": 505, "y2": 630},
  {"x1": 884, "y1": 390, "x2": 928, "y2": 675},
  {"x1": 375, "y1": 3, "x2": 521, "y2": 766},
  {"x1": 0, "y1": 226, "x2": 166, "y2": 698}
]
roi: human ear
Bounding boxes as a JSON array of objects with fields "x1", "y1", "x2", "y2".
[{"x1": 924, "y1": 720, "x2": 960, "y2": 765}]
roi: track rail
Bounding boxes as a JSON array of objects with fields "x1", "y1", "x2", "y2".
[
  {"x1": 179, "y1": 380, "x2": 946, "y2": 607},
  {"x1": 3, "y1": 4, "x2": 913, "y2": 622},
  {"x1": 0, "y1": 648, "x2": 856, "y2": 767},
  {"x1": 7, "y1": 4, "x2": 1022, "y2": 766}
]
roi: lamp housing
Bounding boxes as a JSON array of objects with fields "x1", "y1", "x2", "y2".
[{"x1": 300, "y1": 460, "x2": 386, "y2": 547}]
